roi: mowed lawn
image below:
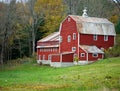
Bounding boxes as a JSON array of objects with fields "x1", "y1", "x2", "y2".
[{"x1": 0, "y1": 57, "x2": 120, "y2": 91}]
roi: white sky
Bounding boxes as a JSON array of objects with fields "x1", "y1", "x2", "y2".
[{"x1": 0, "y1": 0, "x2": 27, "y2": 3}]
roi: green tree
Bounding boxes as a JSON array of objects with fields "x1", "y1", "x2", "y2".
[
  {"x1": 0, "y1": 0, "x2": 18, "y2": 64},
  {"x1": 115, "y1": 19, "x2": 120, "y2": 34}
]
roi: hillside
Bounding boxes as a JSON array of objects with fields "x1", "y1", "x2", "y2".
[{"x1": 0, "y1": 57, "x2": 120, "y2": 91}]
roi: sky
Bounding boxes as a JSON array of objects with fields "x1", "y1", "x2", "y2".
[{"x1": 0, "y1": 0, "x2": 28, "y2": 3}]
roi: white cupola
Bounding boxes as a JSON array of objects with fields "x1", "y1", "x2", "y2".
[{"x1": 82, "y1": 7, "x2": 88, "y2": 17}]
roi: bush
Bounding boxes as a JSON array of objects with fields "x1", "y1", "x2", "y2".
[{"x1": 105, "y1": 34, "x2": 120, "y2": 58}]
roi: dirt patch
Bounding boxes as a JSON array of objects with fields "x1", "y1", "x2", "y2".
[{"x1": 0, "y1": 84, "x2": 71, "y2": 91}]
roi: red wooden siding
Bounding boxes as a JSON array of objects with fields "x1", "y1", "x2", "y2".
[
  {"x1": 80, "y1": 34, "x2": 114, "y2": 49},
  {"x1": 60, "y1": 16, "x2": 78, "y2": 55},
  {"x1": 79, "y1": 48, "x2": 87, "y2": 61},
  {"x1": 51, "y1": 53, "x2": 74, "y2": 62},
  {"x1": 88, "y1": 53, "x2": 103, "y2": 61},
  {"x1": 51, "y1": 54, "x2": 60, "y2": 62},
  {"x1": 37, "y1": 47, "x2": 59, "y2": 60},
  {"x1": 62, "y1": 53, "x2": 74, "y2": 62}
]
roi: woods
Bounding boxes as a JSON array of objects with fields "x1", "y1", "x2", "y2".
[{"x1": 0, "y1": 0, "x2": 120, "y2": 65}]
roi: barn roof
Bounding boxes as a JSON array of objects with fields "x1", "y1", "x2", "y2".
[
  {"x1": 69, "y1": 15, "x2": 116, "y2": 36},
  {"x1": 38, "y1": 32, "x2": 60, "y2": 42},
  {"x1": 80, "y1": 45, "x2": 104, "y2": 54}
]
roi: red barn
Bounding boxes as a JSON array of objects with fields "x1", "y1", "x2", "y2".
[{"x1": 37, "y1": 8, "x2": 116, "y2": 67}]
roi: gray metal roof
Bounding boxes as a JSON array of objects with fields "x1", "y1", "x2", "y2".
[
  {"x1": 80, "y1": 45, "x2": 104, "y2": 54},
  {"x1": 38, "y1": 32, "x2": 60, "y2": 42},
  {"x1": 69, "y1": 15, "x2": 116, "y2": 36}
]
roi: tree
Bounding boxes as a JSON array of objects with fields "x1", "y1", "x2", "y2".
[
  {"x1": 63, "y1": 0, "x2": 80, "y2": 15},
  {"x1": 64, "y1": 0, "x2": 115, "y2": 18},
  {"x1": 112, "y1": 0, "x2": 120, "y2": 13},
  {"x1": 35, "y1": 0, "x2": 66, "y2": 36},
  {"x1": 115, "y1": 19, "x2": 120, "y2": 34},
  {"x1": 26, "y1": 0, "x2": 45, "y2": 57},
  {"x1": 25, "y1": 0, "x2": 66, "y2": 57},
  {"x1": 0, "y1": 0, "x2": 18, "y2": 64}
]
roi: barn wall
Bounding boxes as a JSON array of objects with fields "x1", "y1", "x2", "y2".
[
  {"x1": 80, "y1": 34, "x2": 114, "y2": 49},
  {"x1": 37, "y1": 47, "x2": 59, "y2": 60},
  {"x1": 60, "y1": 16, "x2": 78, "y2": 55},
  {"x1": 88, "y1": 53, "x2": 103, "y2": 61},
  {"x1": 51, "y1": 54, "x2": 61, "y2": 62},
  {"x1": 79, "y1": 48, "x2": 87, "y2": 61},
  {"x1": 62, "y1": 53, "x2": 74, "y2": 62}
]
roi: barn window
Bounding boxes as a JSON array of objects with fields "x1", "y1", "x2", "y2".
[
  {"x1": 104, "y1": 35, "x2": 108, "y2": 41},
  {"x1": 68, "y1": 35, "x2": 71, "y2": 42},
  {"x1": 51, "y1": 48, "x2": 52, "y2": 52},
  {"x1": 59, "y1": 36, "x2": 62, "y2": 43},
  {"x1": 93, "y1": 34, "x2": 97, "y2": 41},
  {"x1": 39, "y1": 55, "x2": 41, "y2": 60},
  {"x1": 40, "y1": 49, "x2": 42, "y2": 52},
  {"x1": 48, "y1": 55, "x2": 51, "y2": 60},
  {"x1": 92, "y1": 53, "x2": 98, "y2": 57},
  {"x1": 44, "y1": 49, "x2": 46, "y2": 52},
  {"x1": 43, "y1": 55, "x2": 45, "y2": 60},
  {"x1": 72, "y1": 47, "x2": 76, "y2": 52},
  {"x1": 73, "y1": 33, "x2": 76, "y2": 40},
  {"x1": 81, "y1": 53, "x2": 85, "y2": 57},
  {"x1": 68, "y1": 17, "x2": 71, "y2": 22},
  {"x1": 55, "y1": 48, "x2": 57, "y2": 52}
]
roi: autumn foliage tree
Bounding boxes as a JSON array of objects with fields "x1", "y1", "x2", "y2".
[{"x1": 35, "y1": 0, "x2": 66, "y2": 36}]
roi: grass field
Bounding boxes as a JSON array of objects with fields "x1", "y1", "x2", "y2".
[{"x1": 0, "y1": 57, "x2": 120, "y2": 91}]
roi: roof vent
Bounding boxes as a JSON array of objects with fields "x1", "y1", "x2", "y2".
[{"x1": 82, "y1": 7, "x2": 88, "y2": 17}]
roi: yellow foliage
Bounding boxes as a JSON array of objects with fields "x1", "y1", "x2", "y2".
[
  {"x1": 34, "y1": 0, "x2": 66, "y2": 36},
  {"x1": 109, "y1": 15, "x2": 119, "y2": 24}
]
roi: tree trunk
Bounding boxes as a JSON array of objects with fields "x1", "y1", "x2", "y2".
[
  {"x1": 0, "y1": 43, "x2": 4, "y2": 65},
  {"x1": 32, "y1": 24, "x2": 35, "y2": 57}
]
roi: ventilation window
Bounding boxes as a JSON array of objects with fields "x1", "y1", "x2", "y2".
[
  {"x1": 68, "y1": 17, "x2": 71, "y2": 22},
  {"x1": 92, "y1": 53, "x2": 98, "y2": 57},
  {"x1": 93, "y1": 34, "x2": 97, "y2": 41},
  {"x1": 73, "y1": 33, "x2": 76, "y2": 40},
  {"x1": 59, "y1": 36, "x2": 62, "y2": 43},
  {"x1": 68, "y1": 35, "x2": 71, "y2": 42},
  {"x1": 43, "y1": 55, "x2": 45, "y2": 60},
  {"x1": 81, "y1": 53, "x2": 85, "y2": 57},
  {"x1": 104, "y1": 35, "x2": 108, "y2": 41},
  {"x1": 48, "y1": 55, "x2": 51, "y2": 60},
  {"x1": 72, "y1": 47, "x2": 76, "y2": 52},
  {"x1": 39, "y1": 55, "x2": 41, "y2": 60}
]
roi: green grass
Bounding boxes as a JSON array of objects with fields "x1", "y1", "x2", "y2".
[{"x1": 0, "y1": 57, "x2": 120, "y2": 91}]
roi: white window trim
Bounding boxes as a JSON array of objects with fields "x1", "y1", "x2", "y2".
[
  {"x1": 68, "y1": 17, "x2": 71, "y2": 22},
  {"x1": 104, "y1": 35, "x2": 108, "y2": 41},
  {"x1": 72, "y1": 47, "x2": 76, "y2": 52},
  {"x1": 81, "y1": 53, "x2": 85, "y2": 57},
  {"x1": 48, "y1": 55, "x2": 51, "y2": 60},
  {"x1": 93, "y1": 34, "x2": 97, "y2": 41},
  {"x1": 73, "y1": 33, "x2": 76, "y2": 40},
  {"x1": 51, "y1": 49, "x2": 52, "y2": 52},
  {"x1": 39, "y1": 55, "x2": 41, "y2": 60},
  {"x1": 59, "y1": 36, "x2": 62, "y2": 43},
  {"x1": 43, "y1": 55, "x2": 45, "y2": 60},
  {"x1": 68, "y1": 35, "x2": 71, "y2": 42},
  {"x1": 92, "y1": 53, "x2": 98, "y2": 57}
]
